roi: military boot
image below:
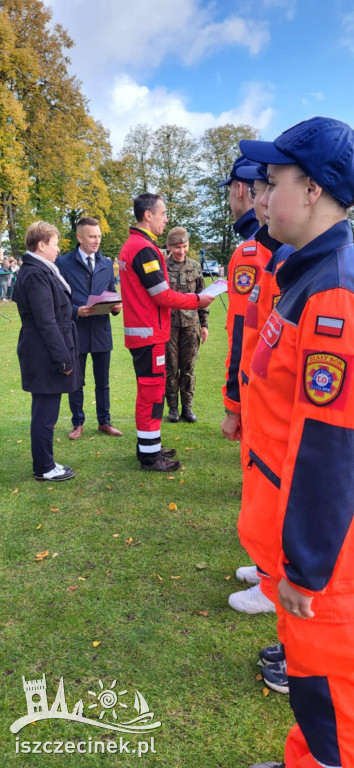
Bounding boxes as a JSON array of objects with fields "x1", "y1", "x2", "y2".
[
  {"x1": 181, "y1": 406, "x2": 197, "y2": 423},
  {"x1": 168, "y1": 408, "x2": 180, "y2": 422}
]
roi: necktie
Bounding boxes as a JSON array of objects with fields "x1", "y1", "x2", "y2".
[{"x1": 87, "y1": 256, "x2": 93, "y2": 273}]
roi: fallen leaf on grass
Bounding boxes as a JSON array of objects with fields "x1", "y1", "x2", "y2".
[
  {"x1": 196, "y1": 611, "x2": 209, "y2": 617},
  {"x1": 185, "y1": 509, "x2": 192, "y2": 514},
  {"x1": 263, "y1": 687, "x2": 270, "y2": 697},
  {"x1": 132, "y1": 541, "x2": 141, "y2": 546},
  {"x1": 47, "y1": 487, "x2": 54, "y2": 491},
  {"x1": 196, "y1": 562, "x2": 209, "y2": 570},
  {"x1": 106, "y1": 485, "x2": 112, "y2": 490},
  {"x1": 12, "y1": 488, "x2": 18, "y2": 495},
  {"x1": 168, "y1": 476, "x2": 175, "y2": 480},
  {"x1": 96, "y1": 452, "x2": 101, "y2": 457},
  {"x1": 181, "y1": 465, "x2": 186, "y2": 470},
  {"x1": 174, "y1": 436, "x2": 180, "y2": 441},
  {"x1": 52, "y1": 552, "x2": 59, "y2": 558},
  {"x1": 224, "y1": 575, "x2": 231, "y2": 581},
  {"x1": 112, "y1": 533, "x2": 119, "y2": 538},
  {"x1": 56, "y1": 438, "x2": 60, "y2": 443},
  {"x1": 35, "y1": 550, "x2": 49, "y2": 561},
  {"x1": 78, "y1": 577, "x2": 86, "y2": 581},
  {"x1": 171, "y1": 576, "x2": 181, "y2": 580},
  {"x1": 106, "y1": 570, "x2": 111, "y2": 575},
  {"x1": 154, "y1": 573, "x2": 163, "y2": 581},
  {"x1": 50, "y1": 507, "x2": 59, "y2": 512},
  {"x1": 168, "y1": 502, "x2": 177, "y2": 511},
  {"x1": 92, "y1": 641, "x2": 100, "y2": 647},
  {"x1": 125, "y1": 537, "x2": 133, "y2": 546},
  {"x1": 66, "y1": 586, "x2": 78, "y2": 593},
  {"x1": 17, "y1": 440, "x2": 22, "y2": 444},
  {"x1": 179, "y1": 479, "x2": 185, "y2": 484},
  {"x1": 256, "y1": 673, "x2": 263, "y2": 681},
  {"x1": 36, "y1": 524, "x2": 42, "y2": 530},
  {"x1": 107, "y1": 471, "x2": 113, "y2": 476}
]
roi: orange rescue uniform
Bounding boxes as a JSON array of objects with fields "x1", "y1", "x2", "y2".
[{"x1": 239, "y1": 220, "x2": 354, "y2": 768}]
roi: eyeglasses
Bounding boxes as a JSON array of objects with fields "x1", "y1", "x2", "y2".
[{"x1": 247, "y1": 186, "x2": 256, "y2": 202}]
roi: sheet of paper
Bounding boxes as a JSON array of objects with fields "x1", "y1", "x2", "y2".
[{"x1": 199, "y1": 278, "x2": 228, "y2": 297}]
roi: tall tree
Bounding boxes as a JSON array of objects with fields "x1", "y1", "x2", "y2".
[
  {"x1": 0, "y1": 0, "x2": 112, "y2": 255},
  {"x1": 199, "y1": 123, "x2": 259, "y2": 262},
  {"x1": 121, "y1": 124, "x2": 154, "y2": 195},
  {"x1": 151, "y1": 125, "x2": 200, "y2": 245}
]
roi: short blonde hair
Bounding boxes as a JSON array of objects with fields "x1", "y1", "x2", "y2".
[{"x1": 25, "y1": 221, "x2": 60, "y2": 252}]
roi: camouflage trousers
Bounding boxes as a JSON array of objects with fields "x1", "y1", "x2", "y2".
[{"x1": 165, "y1": 326, "x2": 201, "y2": 409}]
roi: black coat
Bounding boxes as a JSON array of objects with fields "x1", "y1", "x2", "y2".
[
  {"x1": 12, "y1": 253, "x2": 83, "y2": 394},
  {"x1": 56, "y1": 247, "x2": 118, "y2": 353}
]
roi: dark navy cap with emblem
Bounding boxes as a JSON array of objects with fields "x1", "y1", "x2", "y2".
[
  {"x1": 240, "y1": 117, "x2": 354, "y2": 207},
  {"x1": 217, "y1": 156, "x2": 257, "y2": 187},
  {"x1": 235, "y1": 163, "x2": 268, "y2": 183}
]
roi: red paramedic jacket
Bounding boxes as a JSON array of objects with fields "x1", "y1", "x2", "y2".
[{"x1": 119, "y1": 228, "x2": 199, "y2": 349}]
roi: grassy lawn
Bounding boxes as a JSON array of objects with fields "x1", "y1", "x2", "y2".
[{"x1": 0, "y1": 288, "x2": 293, "y2": 767}]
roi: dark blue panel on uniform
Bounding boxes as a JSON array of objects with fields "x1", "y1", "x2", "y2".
[{"x1": 289, "y1": 675, "x2": 341, "y2": 767}]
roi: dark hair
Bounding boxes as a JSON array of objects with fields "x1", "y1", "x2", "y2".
[
  {"x1": 134, "y1": 193, "x2": 161, "y2": 222},
  {"x1": 77, "y1": 217, "x2": 100, "y2": 230}
]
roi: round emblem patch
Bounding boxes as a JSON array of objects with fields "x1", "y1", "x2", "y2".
[
  {"x1": 233, "y1": 265, "x2": 256, "y2": 294},
  {"x1": 304, "y1": 353, "x2": 346, "y2": 406}
]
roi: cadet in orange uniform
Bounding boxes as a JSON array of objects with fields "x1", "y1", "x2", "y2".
[
  {"x1": 239, "y1": 117, "x2": 354, "y2": 768},
  {"x1": 222, "y1": 162, "x2": 285, "y2": 615}
]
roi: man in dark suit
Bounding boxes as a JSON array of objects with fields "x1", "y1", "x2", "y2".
[{"x1": 56, "y1": 217, "x2": 122, "y2": 439}]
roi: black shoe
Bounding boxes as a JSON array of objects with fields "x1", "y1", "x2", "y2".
[
  {"x1": 259, "y1": 642, "x2": 285, "y2": 666},
  {"x1": 181, "y1": 408, "x2": 197, "y2": 422},
  {"x1": 35, "y1": 466, "x2": 75, "y2": 482},
  {"x1": 168, "y1": 408, "x2": 179, "y2": 422},
  {"x1": 248, "y1": 763, "x2": 285, "y2": 767},
  {"x1": 262, "y1": 660, "x2": 289, "y2": 694},
  {"x1": 141, "y1": 456, "x2": 182, "y2": 472},
  {"x1": 161, "y1": 446, "x2": 177, "y2": 458}
]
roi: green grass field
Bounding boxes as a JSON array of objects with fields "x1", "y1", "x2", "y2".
[{"x1": 0, "y1": 289, "x2": 292, "y2": 767}]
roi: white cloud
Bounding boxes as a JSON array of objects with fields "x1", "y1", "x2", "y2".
[
  {"x1": 97, "y1": 75, "x2": 275, "y2": 153},
  {"x1": 47, "y1": 0, "x2": 269, "y2": 72},
  {"x1": 340, "y1": 12, "x2": 354, "y2": 54},
  {"x1": 260, "y1": 0, "x2": 296, "y2": 21}
]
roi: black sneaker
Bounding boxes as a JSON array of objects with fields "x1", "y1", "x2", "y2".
[
  {"x1": 168, "y1": 408, "x2": 180, "y2": 422},
  {"x1": 259, "y1": 642, "x2": 285, "y2": 666},
  {"x1": 161, "y1": 446, "x2": 177, "y2": 458},
  {"x1": 181, "y1": 408, "x2": 197, "y2": 423},
  {"x1": 262, "y1": 660, "x2": 289, "y2": 694},
  {"x1": 141, "y1": 456, "x2": 182, "y2": 472},
  {"x1": 248, "y1": 763, "x2": 285, "y2": 767}
]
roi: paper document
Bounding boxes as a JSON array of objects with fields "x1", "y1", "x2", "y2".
[
  {"x1": 87, "y1": 291, "x2": 122, "y2": 315},
  {"x1": 200, "y1": 278, "x2": 228, "y2": 298}
]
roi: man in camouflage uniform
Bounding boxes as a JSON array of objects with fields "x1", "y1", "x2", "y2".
[{"x1": 165, "y1": 227, "x2": 209, "y2": 422}]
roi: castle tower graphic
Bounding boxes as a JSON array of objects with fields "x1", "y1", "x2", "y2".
[{"x1": 22, "y1": 674, "x2": 48, "y2": 716}]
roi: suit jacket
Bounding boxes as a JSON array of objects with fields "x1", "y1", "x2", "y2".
[
  {"x1": 12, "y1": 254, "x2": 82, "y2": 394},
  {"x1": 56, "y1": 247, "x2": 117, "y2": 353}
]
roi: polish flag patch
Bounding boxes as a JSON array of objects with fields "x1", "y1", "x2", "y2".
[{"x1": 315, "y1": 316, "x2": 344, "y2": 338}]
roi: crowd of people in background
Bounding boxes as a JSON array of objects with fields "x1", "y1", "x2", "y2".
[{"x1": 0, "y1": 255, "x2": 20, "y2": 300}]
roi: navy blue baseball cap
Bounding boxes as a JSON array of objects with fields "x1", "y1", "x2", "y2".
[
  {"x1": 235, "y1": 163, "x2": 268, "y2": 183},
  {"x1": 218, "y1": 156, "x2": 257, "y2": 187},
  {"x1": 240, "y1": 117, "x2": 354, "y2": 207}
]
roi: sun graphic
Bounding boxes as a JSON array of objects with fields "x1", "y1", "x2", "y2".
[{"x1": 87, "y1": 680, "x2": 128, "y2": 721}]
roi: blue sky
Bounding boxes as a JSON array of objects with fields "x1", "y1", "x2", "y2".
[{"x1": 47, "y1": 0, "x2": 354, "y2": 155}]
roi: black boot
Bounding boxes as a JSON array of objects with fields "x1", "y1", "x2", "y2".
[
  {"x1": 168, "y1": 407, "x2": 180, "y2": 422},
  {"x1": 181, "y1": 407, "x2": 197, "y2": 423}
]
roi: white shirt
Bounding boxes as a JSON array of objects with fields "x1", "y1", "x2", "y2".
[{"x1": 78, "y1": 247, "x2": 96, "y2": 271}]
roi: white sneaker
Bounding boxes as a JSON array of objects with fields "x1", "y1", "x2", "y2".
[
  {"x1": 228, "y1": 584, "x2": 276, "y2": 614},
  {"x1": 235, "y1": 564, "x2": 261, "y2": 585},
  {"x1": 35, "y1": 465, "x2": 75, "y2": 482}
]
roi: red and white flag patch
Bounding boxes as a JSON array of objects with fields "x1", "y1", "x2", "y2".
[{"x1": 315, "y1": 316, "x2": 344, "y2": 338}]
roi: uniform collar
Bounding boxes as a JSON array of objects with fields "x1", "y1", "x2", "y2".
[
  {"x1": 276, "y1": 220, "x2": 353, "y2": 292},
  {"x1": 233, "y1": 209, "x2": 259, "y2": 240}
]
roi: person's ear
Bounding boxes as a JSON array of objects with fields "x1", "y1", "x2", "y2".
[{"x1": 306, "y1": 177, "x2": 322, "y2": 205}]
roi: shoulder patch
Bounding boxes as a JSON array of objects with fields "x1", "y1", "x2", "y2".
[
  {"x1": 304, "y1": 352, "x2": 346, "y2": 406},
  {"x1": 315, "y1": 316, "x2": 344, "y2": 338},
  {"x1": 233, "y1": 265, "x2": 256, "y2": 294},
  {"x1": 272, "y1": 294, "x2": 281, "y2": 308},
  {"x1": 143, "y1": 259, "x2": 160, "y2": 274},
  {"x1": 249, "y1": 285, "x2": 260, "y2": 303},
  {"x1": 242, "y1": 245, "x2": 257, "y2": 256},
  {"x1": 260, "y1": 312, "x2": 283, "y2": 347}
]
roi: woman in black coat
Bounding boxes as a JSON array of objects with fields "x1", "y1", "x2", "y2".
[{"x1": 13, "y1": 221, "x2": 83, "y2": 481}]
